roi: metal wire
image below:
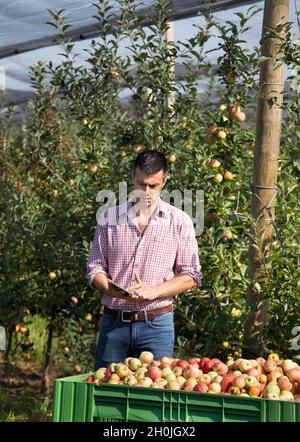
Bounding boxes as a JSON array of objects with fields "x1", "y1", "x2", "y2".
[{"x1": 250, "y1": 183, "x2": 288, "y2": 256}]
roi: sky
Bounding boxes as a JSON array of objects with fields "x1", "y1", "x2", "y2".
[{"x1": 0, "y1": 0, "x2": 299, "y2": 104}]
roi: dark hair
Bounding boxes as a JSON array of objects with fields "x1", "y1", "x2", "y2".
[{"x1": 133, "y1": 150, "x2": 168, "y2": 177}]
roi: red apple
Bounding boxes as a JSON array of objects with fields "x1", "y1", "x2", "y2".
[
  {"x1": 246, "y1": 368, "x2": 260, "y2": 380},
  {"x1": 278, "y1": 376, "x2": 293, "y2": 392},
  {"x1": 166, "y1": 380, "x2": 181, "y2": 390},
  {"x1": 86, "y1": 375, "x2": 94, "y2": 383},
  {"x1": 177, "y1": 359, "x2": 189, "y2": 369},
  {"x1": 146, "y1": 366, "x2": 162, "y2": 381},
  {"x1": 183, "y1": 365, "x2": 200, "y2": 379},
  {"x1": 198, "y1": 374, "x2": 212, "y2": 386},
  {"x1": 213, "y1": 361, "x2": 228, "y2": 376},
  {"x1": 228, "y1": 386, "x2": 240, "y2": 395},
  {"x1": 232, "y1": 376, "x2": 246, "y2": 389},
  {"x1": 194, "y1": 382, "x2": 209, "y2": 393},
  {"x1": 264, "y1": 360, "x2": 278, "y2": 372},
  {"x1": 287, "y1": 368, "x2": 300, "y2": 383}
]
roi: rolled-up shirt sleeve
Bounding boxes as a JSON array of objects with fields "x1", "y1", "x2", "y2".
[
  {"x1": 86, "y1": 223, "x2": 109, "y2": 289},
  {"x1": 173, "y1": 215, "x2": 202, "y2": 288}
]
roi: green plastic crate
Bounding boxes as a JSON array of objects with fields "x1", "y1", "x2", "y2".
[{"x1": 53, "y1": 373, "x2": 300, "y2": 422}]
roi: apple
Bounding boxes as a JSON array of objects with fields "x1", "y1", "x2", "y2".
[
  {"x1": 233, "y1": 376, "x2": 246, "y2": 390},
  {"x1": 294, "y1": 396, "x2": 300, "y2": 402},
  {"x1": 226, "y1": 72, "x2": 236, "y2": 84},
  {"x1": 207, "y1": 371, "x2": 218, "y2": 380},
  {"x1": 166, "y1": 380, "x2": 181, "y2": 390},
  {"x1": 84, "y1": 313, "x2": 92, "y2": 321},
  {"x1": 233, "y1": 370, "x2": 242, "y2": 377},
  {"x1": 151, "y1": 360, "x2": 161, "y2": 367},
  {"x1": 223, "y1": 230, "x2": 233, "y2": 240},
  {"x1": 239, "y1": 360, "x2": 253, "y2": 373},
  {"x1": 160, "y1": 362, "x2": 171, "y2": 369},
  {"x1": 164, "y1": 373, "x2": 177, "y2": 383},
  {"x1": 74, "y1": 364, "x2": 81, "y2": 373},
  {"x1": 194, "y1": 383, "x2": 209, "y2": 393},
  {"x1": 134, "y1": 368, "x2": 147, "y2": 381},
  {"x1": 228, "y1": 105, "x2": 241, "y2": 117},
  {"x1": 221, "y1": 374, "x2": 235, "y2": 392},
  {"x1": 104, "y1": 368, "x2": 112, "y2": 382},
  {"x1": 161, "y1": 367, "x2": 173, "y2": 378},
  {"x1": 200, "y1": 358, "x2": 212, "y2": 373},
  {"x1": 213, "y1": 362, "x2": 228, "y2": 376},
  {"x1": 208, "y1": 159, "x2": 221, "y2": 169},
  {"x1": 141, "y1": 377, "x2": 153, "y2": 387},
  {"x1": 214, "y1": 375, "x2": 223, "y2": 384},
  {"x1": 249, "y1": 386, "x2": 261, "y2": 397},
  {"x1": 213, "y1": 173, "x2": 223, "y2": 183},
  {"x1": 217, "y1": 130, "x2": 226, "y2": 139},
  {"x1": 287, "y1": 368, "x2": 300, "y2": 383},
  {"x1": 173, "y1": 366, "x2": 183, "y2": 377},
  {"x1": 87, "y1": 164, "x2": 98, "y2": 174},
  {"x1": 207, "y1": 123, "x2": 218, "y2": 134},
  {"x1": 267, "y1": 370, "x2": 283, "y2": 383},
  {"x1": 176, "y1": 376, "x2": 187, "y2": 388},
  {"x1": 188, "y1": 357, "x2": 201, "y2": 365},
  {"x1": 86, "y1": 375, "x2": 94, "y2": 383},
  {"x1": 48, "y1": 271, "x2": 57, "y2": 280},
  {"x1": 245, "y1": 376, "x2": 259, "y2": 389},
  {"x1": 224, "y1": 171, "x2": 234, "y2": 180},
  {"x1": 110, "y1": 68, "x2": 120, "y2": 77},
  {"x1": 264, "y1": 382, "x2": 280, "y2": 396},
  {"x1": 219, "y1": 104, "x2": 227, "y2": 111},
  {"x1": 146, "y1": 366, "x2": 162, "y2": 381},
  {"x1": 108, "y1": 380, "x2": 120, "y2": 385},
  {"x1": 127, "y1": 358, "x2": 142, "y2": 371},
  {"x1": 139, "y1": 351, "x2": 154, "y2": 365},
  {"x1": 264, "y1": 392, "x2": 279, "y2": 400},
  {"x1": 282, "y1": 359, "x2": 297, "y2": 372},
  {"x1": 160, "y1": 356, "x2": 171, "y2": 364},
  {"x1": 268, "y1": 353, "x2": 280, "y2": 361},
  {"x1": 71, "y1": 296, "x2": 78, "y2": 304},
  {"x1": 95, "y1": 368, "x2": 106, "y2": 380},
  {"x1": 157, "y1": 378, "x2": 168, "y2": 388},
  {"x1": 279, "y1": 391, "x2": 294, "y2": 401},
  {"x1": 264, "y1": 360, "x2": 278, "y2": 372},
  {"x1": 209, "y1": 382, "x2": 222, "y2": 393},
  {"x1": 246, "y1": 368, "x2": 260, "y2": 380},
  {"x1": 228, "y1": 386, "x2": 240, "y2": 395},
  {"x1": 277, "y1": 376, "x2": 293, "y2": 392},
  {"x1": 123, "y1": 375, "x2": 138, "y2": 386},
  {"x1": 183, "y1": 365, "x2": 200, "y2": 380},
  {"x1": 183, "y1": 378, "x2": 198, "y2": 390},
  {"x1": 132, "y1": 144, "x2": 144, "y2": 154},
  {"x1": 110, "y1": 373, "x2": 121, "y2": 382},
  {"x1": 177, "y1": 360, "x2": 189, "y2": 369},
  {"x1": 256, "y1": 357, "x2": 266, "y2": 367},
  {"x1": 234, "y1": 111, "x2": 246, "y2": 122},
  {"x1": 19, "y1": 326, "x2": 29, "y2": 334},
  {"x1": 240, "y1": 393, "x2": 250, "y2": 398},
  {"x1": 259, "y1": 374, "x2": 268, "y2": 384},
  {"x1": 168, "y1": 154, "x2": 177, "y2": 163},
  {"x1": 151, "y1": 383, "x2": 162, "y2": 388},
  {"x1": 198, "y1": 374, "x2": 212, "y2": 386}
]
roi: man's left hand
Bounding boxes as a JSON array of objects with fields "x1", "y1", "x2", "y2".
[{"x1": 127, "y1": 272, "x2": 158, "y2": 301}]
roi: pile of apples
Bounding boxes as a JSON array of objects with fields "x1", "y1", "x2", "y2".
[{"x1": 84, "y1": 352, "x2": 300, "y2": 402}]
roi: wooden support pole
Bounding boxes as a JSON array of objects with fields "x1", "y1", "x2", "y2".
[
  {"x1": 243, "y1": 0, "x2": 290, "y2": 357},
  {"x1": 166, "y1": 20, "x2": 175, "y2": 109}
]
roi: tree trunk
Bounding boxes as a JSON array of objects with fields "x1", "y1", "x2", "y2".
[
  {"x1": 41, "y1": 312, "x2": 55, "y2": 395},
  {"x1": 243, "y1": 0, "x2": 290, "y2": 358}
]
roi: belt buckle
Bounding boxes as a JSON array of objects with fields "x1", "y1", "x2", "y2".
[{"x1": 120, "y1": 310, "x2": 132, "y2": 323}]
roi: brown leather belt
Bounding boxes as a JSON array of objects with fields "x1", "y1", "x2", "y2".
[{"x1": 104, "y1": 304, "x2": 173, "y2": 322}]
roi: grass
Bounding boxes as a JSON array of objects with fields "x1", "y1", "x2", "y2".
[{"x1": 0, "y1": 386, "x2": 52, "y2": 422}]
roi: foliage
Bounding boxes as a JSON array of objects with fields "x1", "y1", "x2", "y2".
[{"x1": 0, "y1": 0, "x2": 299, "y2": 376}]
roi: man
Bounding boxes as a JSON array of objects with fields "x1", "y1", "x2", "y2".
[{"x1": 86, "y1": 150, "x2": 202, "y2": 368}]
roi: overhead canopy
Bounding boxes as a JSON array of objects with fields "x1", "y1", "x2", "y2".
[{"x1": 0, "y1": 0, "x2": 298, "y2": 107}]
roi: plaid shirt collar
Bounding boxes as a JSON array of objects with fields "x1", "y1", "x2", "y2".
[{"x1": 118, "y1": 196, "x2": 170, "y2": 223}]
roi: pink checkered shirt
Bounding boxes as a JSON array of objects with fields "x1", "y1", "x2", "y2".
[{"x1": 86, "y1": 197, "x2": 202, "y2": 311}]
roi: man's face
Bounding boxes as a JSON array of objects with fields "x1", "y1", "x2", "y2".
[{"x1": 132, "y1": 167, "x2": 166, "y2": 208}]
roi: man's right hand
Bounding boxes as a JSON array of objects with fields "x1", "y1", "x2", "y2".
[{"x1": 92, "y1": 273, "x2": 132, "y2": 300}]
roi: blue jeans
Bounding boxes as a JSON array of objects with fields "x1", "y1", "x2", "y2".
[{"x1": 95, "y1": 310, "x2": 175, "y2": 369}]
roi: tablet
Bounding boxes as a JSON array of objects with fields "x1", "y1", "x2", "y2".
[{"x1": 107, "y1": 279, "x2": 132, "y2": 296}]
